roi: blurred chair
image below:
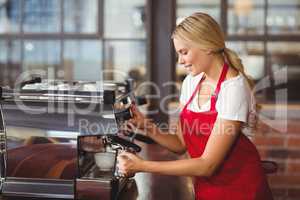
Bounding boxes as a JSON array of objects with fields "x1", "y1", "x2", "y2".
[{"x1": 261, "y1": 160, "x2": 278, "y2": 175}]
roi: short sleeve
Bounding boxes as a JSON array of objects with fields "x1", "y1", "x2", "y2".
[{"x1": 216, "y1": 77, "x2": 251, "y2": 123}]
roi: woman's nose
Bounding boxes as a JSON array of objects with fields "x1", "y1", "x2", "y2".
[{"x1": 178, "y1": 55, "x2": 184, "y2": 64}]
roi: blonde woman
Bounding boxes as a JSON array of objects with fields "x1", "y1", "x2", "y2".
[{"x1": 117, "y1": 12, "x2": 273, "y2": 200}]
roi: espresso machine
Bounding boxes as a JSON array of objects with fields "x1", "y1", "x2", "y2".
[{"x1": 0, "y1": 78, "x2": 151, "y2": 200}]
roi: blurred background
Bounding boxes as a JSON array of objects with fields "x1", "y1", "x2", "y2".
[{"x1": 0, "y1": 0, "x2": 300, "y2": 199}]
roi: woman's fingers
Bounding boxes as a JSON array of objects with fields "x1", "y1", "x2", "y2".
[
  {"x1": 117, "y1": 151, "x2": 143, "y2": 177},
  {"x1": 118, "y1": 154, "x2": 129, "y2": 162},
  {"x1": 131, "y1": 105, "x2": 144, "y2": 119},
  {"x1": 126, "y1": 121, "x2": 136, "y2": 131},
  {"x1": 117, "y1": 154, "x2": 131, "y2": 174},
  {"x1": 119, "y1": 122, "x2": 137, "y2": 136},
  {"x1": 117, "y1": 152, "x2": 134, "y2": 166},
  {"x1": 130, "y1": 104, "x2": 138, "y2": 114}
]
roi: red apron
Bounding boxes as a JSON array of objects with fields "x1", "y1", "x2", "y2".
[{"x1": 180, "y1": 63, "x2": 273, "y2": 200}]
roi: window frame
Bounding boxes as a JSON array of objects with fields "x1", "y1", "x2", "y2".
[{"x1": 0, "y1": 0, "x2": 149, "y2": 84}]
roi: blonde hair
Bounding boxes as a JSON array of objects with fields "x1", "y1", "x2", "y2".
[{"x1": 172, "y1": 12, "x2": 254, "y2": 88}]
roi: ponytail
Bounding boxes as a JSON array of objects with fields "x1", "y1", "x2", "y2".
[
  {"x1": 224, "y1": 47, "x2": 261, "y2": 126},
  {"x1": 224, "y1": 48, "x2": 254, "y2": 89}
]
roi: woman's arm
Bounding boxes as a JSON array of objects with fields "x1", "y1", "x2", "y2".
[
  {"x1": 146, "y1": 120, "x2": 186, "y2": 154},
  {"x1": 118, "y1": 118, "x2": 241, "y2": 177},
  {"x1": 128, "y1": 105, "x2": 186, "y2": 154}
]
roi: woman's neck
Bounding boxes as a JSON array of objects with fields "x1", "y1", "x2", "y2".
[{"x1": 203, "y1": 56, "x2": 224, "y2": 83}]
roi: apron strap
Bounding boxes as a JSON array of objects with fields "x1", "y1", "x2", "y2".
[
  {"x1": 183, "y1": 62, "x2": 229, "y2": 111},
  {"x1": 210, "y1": 62, "x2": 229, "y2": 110},
  {"x1": 183, "y1": 75, "x2": 205, "y2": 110}
]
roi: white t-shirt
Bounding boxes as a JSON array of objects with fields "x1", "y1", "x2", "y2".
[{"x1": 180, "y1": 72, "x2": 255, "y2": 125}]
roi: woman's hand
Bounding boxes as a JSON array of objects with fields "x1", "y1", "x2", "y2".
[
  {"x1": 127, "y1": 104, "x2": 154, "y2": 131},
  {"x1": 117, "y1": 151, "x2": 144, "y2": 176}
]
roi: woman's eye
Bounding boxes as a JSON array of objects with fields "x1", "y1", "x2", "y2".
[{"x1": 182, "y1": 51, "x2": 188, "y2": 55}]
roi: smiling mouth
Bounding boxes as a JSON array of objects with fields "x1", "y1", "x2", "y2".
[{"x1": 184, "y1": 64, "x2": 192, "y2": 68}]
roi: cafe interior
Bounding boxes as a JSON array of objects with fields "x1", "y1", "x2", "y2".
[{"x1": 0, "y1": 0, "x2": 299, "y2": 200}]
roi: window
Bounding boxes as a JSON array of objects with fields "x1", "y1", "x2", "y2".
[
  {"x1": 228, "y1": 0, "x2": 265, "y2": 35},
  {"x1": 267, "y1": 0, "x2": 300, "y2": 35},
  {"x1": 0, "y1": 40, "x2": 21, "y2": 86},
  {"x1": 23, "y1": 0, "x2": 61, "y2": 33},
  {"x1": 64, "y1": 0, "x2": 99, "y2": 34},
  {"x1": 177, "y1": 0, "x2": 220, "y2": 24},
  {"x1": 103, "y1": 0, "x2": 147, "y2": 82},
  {"x1": 176, "y1": 0, "x2": 300, "y2": 102},
  {"x1": 0, "y1": 0, "x2": 148, "y2": 87}
]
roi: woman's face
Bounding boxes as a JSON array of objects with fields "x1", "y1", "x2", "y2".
[{"x1": 173, "y1": 37, "x2": 212, "y2": 76}]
